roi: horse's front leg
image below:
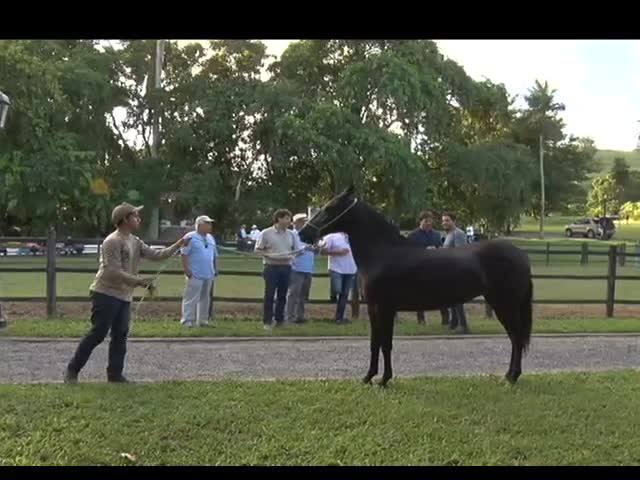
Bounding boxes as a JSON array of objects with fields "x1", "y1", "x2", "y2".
[
  {"x1": 379, "y1": 308, "x2": 396, "y2": 388},
  {"x1": 363, "y1": 304, "x2": 380, "y2": 384}
]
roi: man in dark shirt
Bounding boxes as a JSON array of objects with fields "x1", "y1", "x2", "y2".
[{"x1": 406, "y1": 210, "x2": 449, "y2": 325}]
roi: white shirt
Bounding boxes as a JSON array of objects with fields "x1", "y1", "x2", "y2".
[
  {"x1": 249, "y1": 228, "x2": 261, "y2": 241},
  {"x1": 322, "y1": 233, "x2": 357, "y2": 275}
]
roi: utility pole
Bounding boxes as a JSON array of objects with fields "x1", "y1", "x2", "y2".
[
  {"x1": 539, "y1": 133, "x2": 545, "y2": 239},
  {"x1": 147, "y1": 39, "x2": 165, "y2": 241}
]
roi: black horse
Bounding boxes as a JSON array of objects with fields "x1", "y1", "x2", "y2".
[{"x1": 298, "y1": 185, "x2": 533, "y2": 387}]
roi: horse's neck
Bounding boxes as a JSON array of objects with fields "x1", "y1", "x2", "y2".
[{"x1": 345, "y1": 206, "x2": 403, "y2": 272}]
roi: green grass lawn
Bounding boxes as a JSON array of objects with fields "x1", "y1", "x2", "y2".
[
  {"x1": 2, "y1": 371, "x2": 640, "y2": 465},
  {"x1": 4, "y1": 317, "x2": 640, "y2": 338}
]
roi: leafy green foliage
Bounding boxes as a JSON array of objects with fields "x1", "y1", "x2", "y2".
[{"x1": 587, "y1": 174, "x2": 621, "y2": 216}]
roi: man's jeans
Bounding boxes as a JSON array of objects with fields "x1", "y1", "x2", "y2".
[
  {"x1": 417, "y1": 308, "x2": 450, "y2": 325},
  {"x1": 286, "y1": 271, "x2": 312, "y2": 323},
  {"x1": 330, "y1": 270, "x2": 356, "y2": 322},
  {"x1": 67, "y1": 292, "x2": 131, "y2": 379},
  {"x1": 263, "y1": 264, "x2": 292, "y2": 325},
  {"x1": 448, "y1": 304, "x2": 468, "y2": 330}
]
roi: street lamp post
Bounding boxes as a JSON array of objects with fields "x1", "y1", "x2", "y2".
[
  {"x1": 0, "y1": 90, "x2": 8, "y2": 328},
  {"x1": 0, "y1": 91, "x2": 10, "y2": 130}
]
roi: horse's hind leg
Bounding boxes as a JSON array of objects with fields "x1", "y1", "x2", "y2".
[{"x1": 363, "y1": 303, "x2": 380, "y2": 384}]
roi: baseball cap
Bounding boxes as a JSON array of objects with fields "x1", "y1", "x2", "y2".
[
  {"x1": 293, "y1": 213, "x2": 308, "y2": 222},
  {"x1": 111, "y1": 203, "x2": 143, "y2": 226},
  {"x1": 195, "y1": 215, "x2": 215, "y2": 226}
]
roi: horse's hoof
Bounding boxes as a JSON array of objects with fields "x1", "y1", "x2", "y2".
[
  {"x1": 377, "y1": 379, "x2": 391, "y2": 388},
  {"x1": 505, "y1": 373, "x2": 518, "y2": 385},
  {"x1": 362, "y1": 376, "x2": 373, "y2": 385}
]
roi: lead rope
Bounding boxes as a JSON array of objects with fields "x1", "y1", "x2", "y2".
[{"x1": 131, "y1": 250, "x2": 182, "y2": 334}]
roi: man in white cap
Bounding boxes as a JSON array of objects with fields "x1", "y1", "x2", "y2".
[
  {"x1": 180, "y1": 215, "x2": 219, "y2": 327},
  {"x1": 286, "y1": 213, "x2": 317, "y2": 324},
  {"x1": 64, "y1": 203, "x2": 190, "y2": 384},
  {"x1": 249, "y1": 225, "x2": 261, "y2": 241}
]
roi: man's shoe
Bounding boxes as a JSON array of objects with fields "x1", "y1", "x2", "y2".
[{"x1": 63, "y1": 369, "x2": 78, "y2": 384}]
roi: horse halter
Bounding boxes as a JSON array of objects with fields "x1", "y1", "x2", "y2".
[{"x1": 305, "y1": 198, "x2": 358, "y2": 236}]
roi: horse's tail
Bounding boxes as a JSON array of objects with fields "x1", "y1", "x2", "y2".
[{"x1": 518, "y1": 278, "x2": 533, "y2": 353}]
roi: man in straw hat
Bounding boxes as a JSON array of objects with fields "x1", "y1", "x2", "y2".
[{"x1": 64, "y1": 203, "x2": 191, "y2": 384}]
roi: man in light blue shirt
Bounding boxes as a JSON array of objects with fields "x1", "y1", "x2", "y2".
[
  {"x1": 286, "y1": 213, "x2": 317, "y2": 324},
  {"x1": 180, "y1": 215, "x2": 219, "y2": 327}
]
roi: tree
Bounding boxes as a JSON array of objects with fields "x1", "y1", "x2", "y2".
[
  {"x1": 0, "y1": 40, "x2": 124, "y2": 235},
  {"x1": 446, "y1": 142, "x2": 536, "y2": 235},
  {"x1": 256, "y1": 40, "x2": 496, "y2": 221},
  {"x1": 587, "y1": 174, "x2": 622, "y2": 217},
  {"x1": 512, "y1": 81, "x2": 598, "y2": 219},
  {"x1": 611, "y1": 157, "x2": 630, "y2": 187}
]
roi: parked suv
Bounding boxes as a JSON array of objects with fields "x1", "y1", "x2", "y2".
[{"x1": 564, "y1": 217, "x2": 616, "y2": 240}]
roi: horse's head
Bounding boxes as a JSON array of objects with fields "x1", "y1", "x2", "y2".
[{"x1": 299, "y1": 184, "x2": 358, "y2": 245}]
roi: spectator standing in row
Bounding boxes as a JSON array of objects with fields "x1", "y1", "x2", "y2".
[
  {"x1": 442, "y1": 212, "x2": 470, "y2": 334},
  {"x1": 180, "y1": 215, "x2": 218, "y2": 328},
  {"x1": 64, "y1": 203, "x2": 190, "y2": 384},
  {"x1": 249, "y1": 225, "x2": 261, "y2": 241},
  {"x1": 255, "y1": 210, "x2": 300, "y2": 330},
  {"x1": 406, "y1": 210, "x2": 449, "y2": 325},
  {"x1": 286, "y1": 213, "x2": 317, "y2": 324},
  {"x1": 321, "y1": 232, "x2": 357, "y2": 324}
]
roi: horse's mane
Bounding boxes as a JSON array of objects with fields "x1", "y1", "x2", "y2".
[{"x1": 357, "y1": 201, "x2": 408, "y2": 245}]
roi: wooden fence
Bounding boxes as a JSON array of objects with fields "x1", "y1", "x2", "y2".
[{"x1": 2, "y1": 231, "x2": 640, "y2": 319}]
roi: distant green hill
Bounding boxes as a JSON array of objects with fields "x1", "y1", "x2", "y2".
[{"x1": 595, "y1": 149, "x2": 640, "y2": 173}]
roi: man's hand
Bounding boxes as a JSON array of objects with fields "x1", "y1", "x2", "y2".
[{"x1": 138, "y1": 277, "x2": 155, "y2": 289}]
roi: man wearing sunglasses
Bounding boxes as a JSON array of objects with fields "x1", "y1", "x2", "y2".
[{"x1": 180, "y1": 215, "x2": 218, "y2": 327}]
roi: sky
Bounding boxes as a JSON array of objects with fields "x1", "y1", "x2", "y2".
[{"x1": 260, "y1": 39, "x2": 640, "y2": 152}]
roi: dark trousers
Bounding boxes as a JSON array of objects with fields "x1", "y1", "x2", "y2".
[
  {"x1": 263, "y1": 264, "x2": 292, "y2": 325},
  {"x1": 449, "y1": 304, "x2": 468, "y2": 329},
  {"x1": 330, "y1": 271, "x2": 356, "y2": 322},
  {"x1": 417, "y1": 308, "x2": 450, "y2": 324},
  {"x1": 67, "y1": 292, "x2": 131, "y2": 378}
]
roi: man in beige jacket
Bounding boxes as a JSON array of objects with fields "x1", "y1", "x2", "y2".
[{"x1": 64, "y1": 203, "x2": 190, "y2": 384}]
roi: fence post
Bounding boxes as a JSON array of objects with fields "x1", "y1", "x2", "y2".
[
  {"x1": 545, "y1": 241, "x2": 550, "y2": 267},
  {"x1": 606, "y1": 245, "x2": 617, "y2": 318},
  {"x1": 350, "y1": 274, "x2": 360, "y2": 319},
  {"x1": 618, "y1": 243, "x2": 626, "y2": 267},
  {"x1": 580, "y1": 242, "x2": 588, "y2": 265},
  {"x1": 46, "y1": 226, "x2": 57, "y2": 318}
]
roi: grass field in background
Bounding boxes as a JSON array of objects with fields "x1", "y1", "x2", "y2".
[
  {"x1": 4, "y1": 317, "x2": 640, "y2": 338},
  {"x1": 595, "y1": 149, "x2": 640, "y2": 173},
  {"x1": 3, "y1": 371, "x2": 640, "y2": 465},
  {"x1": 516, "y1": 215, "x2": 640, "y2": 242}
]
